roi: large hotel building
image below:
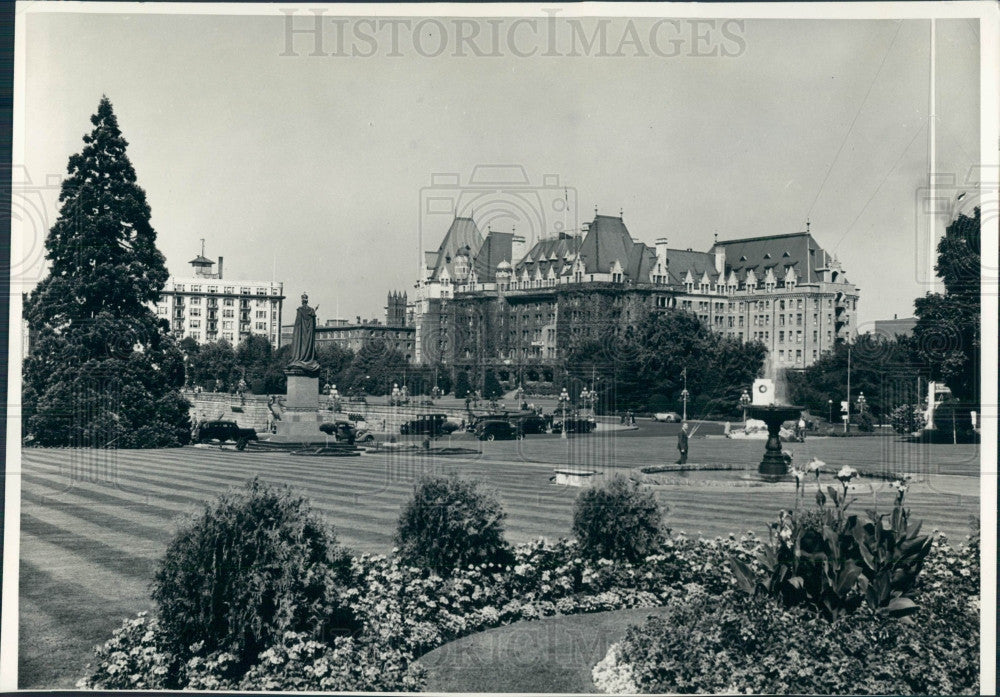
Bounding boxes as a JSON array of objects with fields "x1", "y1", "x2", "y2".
[
  {"x1": 155, "y1": 250, "x2": 285, "y2": 348},
  {"x1": 413, "y1": 213, "x2": 859, "y2": 382}
]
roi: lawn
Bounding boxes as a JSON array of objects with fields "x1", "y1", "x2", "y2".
[
  {"x1": 17, "y1": 432, "x2": 980, "y2": 688},
  {"x1": 417, "y1": 607, "x2": 676, "y2": 693}
]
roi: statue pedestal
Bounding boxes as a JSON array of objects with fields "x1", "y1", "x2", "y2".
[{"x1": 268, "y1": 372, "x2": 324, "y2": 444}]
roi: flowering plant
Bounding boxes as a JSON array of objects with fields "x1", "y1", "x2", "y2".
[{"x1": 730, "y1": 463, "x2": 932, "y2": 621}]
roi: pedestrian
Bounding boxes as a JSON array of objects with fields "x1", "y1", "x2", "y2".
[
  {"x1": 677, "y1": 423, "x2": 689, "y2": 465},
  {"x1": 798, "y1": 417, "x2": 807, "y2": 442}
]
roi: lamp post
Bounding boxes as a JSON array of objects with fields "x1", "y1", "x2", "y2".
[
  {"x1": 681, "y1": 367, "x2": 689, "y2": 422},
  {"x1": 828, "y1": 399, "x2": 833, "y2": 425},
  {"x1": 856, "y1": 392, "x2": 866, "y2": 417},
  {"x1": 845, "y1": 344, "x2": 852, "y2": 433},
  {"x1": 739, "y1": 389, "x2": 750, "y2": 424},
  {"x1": 558, "y1": 387, "x2": 570, "y2": 440}
]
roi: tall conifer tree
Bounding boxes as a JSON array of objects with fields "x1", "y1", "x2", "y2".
[{"x1": 23, "y1": 96, "x2": 189, "y2": 447}]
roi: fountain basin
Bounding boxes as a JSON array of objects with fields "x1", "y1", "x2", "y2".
[{"x1": 746, "y1": 404, "x2": 804, "y2": 478}]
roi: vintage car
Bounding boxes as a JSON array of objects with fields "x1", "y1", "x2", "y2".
[
  {"x1": 652, "y1": 412, "x2": 682, "y2": 423},
  {"x1": 400, "y1": 414, "x2": 459, "y2": 436},
  {"x1": 193, "y1": 420, "x2": 258, "y2": 450},
  {"x1": 475, "y1": 419, "x2": 521, "y2": 441},
  {"x1": 550, "y1": 417, "x2": 597, "y2": 434}
]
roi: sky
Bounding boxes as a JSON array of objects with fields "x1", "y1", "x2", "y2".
[{"x1": 17, "y1": 8, "x2": 982, "y2": 330}]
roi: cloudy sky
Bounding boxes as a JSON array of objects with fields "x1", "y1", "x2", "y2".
[{"x1": 18, "y1": 7, "x2": 981, "y2": 328}]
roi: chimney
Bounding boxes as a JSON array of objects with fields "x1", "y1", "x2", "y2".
[
  {"x1": 713, "y1": 245, "x2": 725, "y2": 275},
  {"x1": 356, "y1": 315, "x2": 361, "y2": 325},
  {"x1": 511, "y1": 234, "x2": 526, "y2": 264},
  {"x1": 655, "y1": 238, "x2": 668, "y2": 264},
  {"x1": 217, "y1": 256, "x2": 224, "y2": 279}
]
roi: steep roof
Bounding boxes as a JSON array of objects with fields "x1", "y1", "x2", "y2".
[
  {"x1": 576, "y1": 215, "x2": 635, "y2": 275},
  {"x1": 715, "y1": 232, "x2": 828, "y2": 284},
  {"x1": 188, "y1": 255, "x2": 214, "y2": 266},
  {"x1": 663, "y1": 248, "x2": 718, "y2": 284},
  {"x1": 427, "y1": 217, "x2": 484, "y2": 281},
  {"x1": 473, "y1": 231, "x2": 514, "y2": 282}
]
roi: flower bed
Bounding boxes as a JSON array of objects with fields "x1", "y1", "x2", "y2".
[
  {"x1": 593, "y1": 532, "x2": 979, "y2": 695},
  {"x1": 78, "y1": 478, "x2": 980, "y2": 695}
]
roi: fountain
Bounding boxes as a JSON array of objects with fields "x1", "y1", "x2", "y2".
[{"x1": 745, "y1": 372, "x2": 804, "y2": 480}]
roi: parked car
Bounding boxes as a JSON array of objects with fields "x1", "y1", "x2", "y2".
[
  {"x1": 400, "y1": 414, "x2": 459, "y2": 436},
  {"x1": 194, "y1": 420, "x2": 258, "y2": 450},
  {"x1": 320, "y1": 421, "x2": 375, "y2": 444},
  {"x1": 345, "y1": 412, "x2": 369, "y2": 430},
  {"x1": 652, "y1": 412, "x2": 682, "y2": 422},
  {"x1": 511, "y1": 413, "x2": 549, "y2": 434},
  {"x1": 551, "y1": 417, "x2": 597, "y2": 434},
  {"x1": 475, "y1": 420, "x2": 521, "y2": 441}
]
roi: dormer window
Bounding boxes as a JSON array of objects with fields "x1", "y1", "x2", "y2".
[
  {"x1": 782, "y1": 251, "x2": 791, "y2": 258},
  {"x1": 763, "y1": 253, "x2": 772, "y2": 259}
]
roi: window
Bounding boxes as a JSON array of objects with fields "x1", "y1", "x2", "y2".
[
  {"x1": 190, "y1": 297, "x2": 201, "y2": 305},
  {"x1": 190, "y1": 308, "x2": 201, "y2": 317},
  {"x1": 779, "y1": 315, "x2": 785, "y2": 327},
  {"x1": 779, "y1": 299, "x2": 785, "y2": 310},
  {"x1": 189, "y1": 319, "x2": 201, "y2": 328},
  {"x1": 797, "y1": 313, "x2": 803, "y2": 326},
  {"x1": 256, "y1": 288, "x2": 267, "y2": 295},
  {"x1": 224, "y1": 298, "x2": 234, "y2": 306},
  {"x1": 827, "y1": 331, "x2": 832, "y2": 342},
  {"x1": 796, "y1": 299, "x2": 803, "y2": 309},
  {"x1": 813, "y1": 330, "x2": 818, "y2": 342},
  {"x1": 779, "y1": 349, "x2": 785, "y2": 360},
  {"x1": 175, "y1": 284, "x2": 185, "y2": 292},
  {"x1": 191, "y1": 285, "x2": 201, "y2": 292},
  {"x1": 223, "y1": 309, "x2": 234, "y2": 318},
  {"x1": 240, "y1": 287, "x2": 250, "y2": 295},
  {"x1": 779, "y1": 330, "x2": 785, "y2": 342},
  {"x1": 812, "y1": 350, "x2": 818, "y2": 359},
  {"x1": 207, "y1": 286, "x2": 217, "y2": 293},
  {"x1": 796, "y1": 349, "x2": 802, "y2": 360},
  {"x1": 256, "y1": 322, "x2": 267, "y2": 330}
]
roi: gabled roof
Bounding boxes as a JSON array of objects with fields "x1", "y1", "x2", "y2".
[
  {"x1": 427, "y1": 217, "x2": 484, "y2": 281},
  {"x1": 189, "y1": 255, "x2": 214, "y2": 266}
]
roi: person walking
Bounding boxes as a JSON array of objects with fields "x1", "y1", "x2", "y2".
[{"x1": 677, "y1": 423, "x2": 689, "y2": 465}]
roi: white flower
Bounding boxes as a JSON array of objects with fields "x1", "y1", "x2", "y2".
[
  {"x1": 836, "y1": 466, "x2": 858, "y2": 483},
  {"x1": 807, "y1": 458, "x2": 825, "y2": 473},
  {"x1": 789, "y1": 467, "x2": 806, "y2": 484}
]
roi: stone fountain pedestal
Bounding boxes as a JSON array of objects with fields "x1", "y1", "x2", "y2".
[{"x1": 746, "y1": 404, "x2": 803, "y2": 479}]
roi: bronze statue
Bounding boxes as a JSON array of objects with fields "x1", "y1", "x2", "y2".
[{"x1": 287, "y1": 293, "x2": 321, "y2": 375}]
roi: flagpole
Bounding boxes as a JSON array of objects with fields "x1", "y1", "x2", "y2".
[{"x1": 928, "y1": 18, "x2": 938, "y2": 290}]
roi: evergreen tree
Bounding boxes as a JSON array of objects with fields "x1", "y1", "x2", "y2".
[
  {"x1": 912, "y1": 208, "x2": 980, "y2": 406},
  {"x1": 23, "y1": 97, "x2": 189, "y2": 447}
]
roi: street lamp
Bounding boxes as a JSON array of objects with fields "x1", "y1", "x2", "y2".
[
  {"x1": 856, "y1": 392, "x2": 866, "y2": 415},
  {"x1": 558, "y1": 387, "x2": 570, "y2": 440},
  {"x1": 739, "y1": 389, "x2": 751, "y2": 423},
  {"x1": 681, "y1": 367, "x2": 689, "y2": 422},
  {"x1": 828, "y1": 399, "x2": 833, "y2": 425}
]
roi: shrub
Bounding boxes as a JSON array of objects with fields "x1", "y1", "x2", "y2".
[
  {"x1": 573, "y1": 476, "x2": 666, "y2": 563},
  {"x1": 854, "y1": 410, "x2": 875, "y2": 432},
  {"x1": 77, "y1": 612, "x2": 179, "y2": 689},
  {"x1": 889, "y1": 403, "x2": 926, "y2": 435},
  {"x1": 453, "y1": 371, "x2": 471, "y2": 398},
  {"x1": 395, "y1": 475, "x2": 513, "y2": 576},
  {"x1": 151, "y1": 478, "x2": 357, "y2": 671}
]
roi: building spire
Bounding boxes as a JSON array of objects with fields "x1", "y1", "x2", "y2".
[{"x1": 806, "y1": 217, "x2": 811, "y2": 233}]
